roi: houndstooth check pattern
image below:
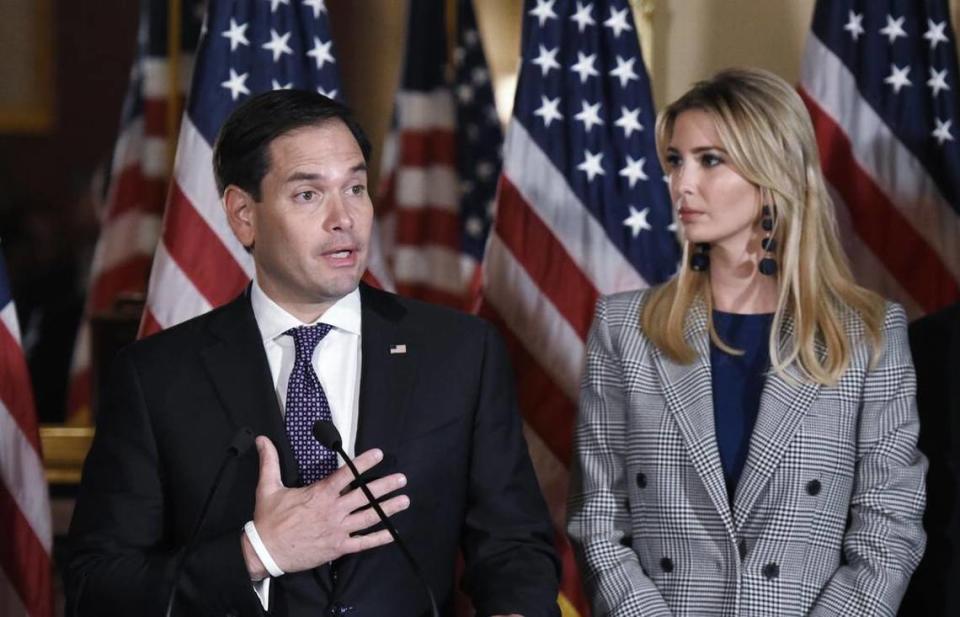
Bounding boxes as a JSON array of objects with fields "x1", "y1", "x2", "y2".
[
  {"x1": 285, "y1": 324, "x2": 337, "y2": 485},
  {"x1": 567, "y1": 289, "x2": 927, "y2": 617}
]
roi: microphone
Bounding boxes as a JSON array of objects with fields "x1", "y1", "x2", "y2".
[
  {"x1": 165, "y1": 426, "x2": 255, "y2": 617},
  {"x1": 312, "y1": 420, "x2": 439, "y2": 617}
]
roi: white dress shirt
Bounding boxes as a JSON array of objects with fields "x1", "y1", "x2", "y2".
[
  {"x1": 250, "y1": 279, "x2": 362, "y2": 458},
  {"x1": 247, "y1": 279, "x2": 363, "y2": 608}
]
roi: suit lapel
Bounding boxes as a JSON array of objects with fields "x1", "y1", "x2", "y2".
[
  {"x1": 652, "y1": 300, "x2": 735, "y2": 535},
  {"x1": 733, "y1": 315, "x2": 821, "y2": 530},
  {"x1": 200, "y1": 289, "x2": 299, "y2": 487},
  {"x1": 339, "y1": 285, "x2": 419, "y2": 584},
  {"x1": 354, "y1": 284, "x2": 419, "y2": 455}
]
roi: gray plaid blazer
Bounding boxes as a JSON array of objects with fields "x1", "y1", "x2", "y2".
[{"x1": 567, "y1": 290, "x2": 926, "y2": 616}]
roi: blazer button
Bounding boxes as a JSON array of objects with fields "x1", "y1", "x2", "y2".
[
  {"x1": 328, "y1": 603, "x2": 354, "y2": 615},
  {"x1": 806, "y1": 479, "x2": 822, "y2": 496},
  {"x1": 635, "y1": 472, "x2": 647, "y2": 488},
  {"x1": 738, "y1": 539, "x2": 747, "y2": 560},
  {"x1": 660, "y1": 557, "x2": 674, "y2": 573},
  {"x1": 762, "y1": 562, "x2": 779, "y2": 580}
]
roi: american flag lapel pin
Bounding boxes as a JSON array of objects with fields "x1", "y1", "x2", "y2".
[{"x1": 389, "y1": 344, "x2": 407, "y2": 355}]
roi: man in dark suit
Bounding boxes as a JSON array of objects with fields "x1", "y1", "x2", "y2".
[
  {"x1": 900, "y1": 301, "x2": 960, "y2": 617},
  {"x1": 66, "y1": 90, "x2": 560, "y2": 616}
]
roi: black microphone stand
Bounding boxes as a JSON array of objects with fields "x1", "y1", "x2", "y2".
[
  {"x1": 313, "y1": 420, "x2": 439, "y2": 617},
  {"x1": 164, "y1": 427, "x2": 254, "y2": 617}
]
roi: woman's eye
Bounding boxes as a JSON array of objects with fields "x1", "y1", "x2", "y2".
[
  {"x1": 701, "y1": 153, "x2": 723, "y2": 167},
  {"x1": 665, "y1": 153, "x2": 681, "y2": 169},
  {"x1": 349, "y1": 185, "x2": 366, "y2": 196}
]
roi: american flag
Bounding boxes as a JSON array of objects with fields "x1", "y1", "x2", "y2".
[
  {"x1": 0, "y1": 246, "x2": 53, "y2": 617},
  {"x1": 799, "y1": 0, "x2": 960, "y2": 318},
  {"x1": 140, "y1": 0, "x2": 364, "y2": 336},
  {"x1": 377, "y1": 0, "x2": 502, "y2": 310},
  {"x1": 67, "y1": 0, "x2": 203, "y2": 422},
  {"x1": 476, "y1": 0, "x2": 680, "y2": 614}
]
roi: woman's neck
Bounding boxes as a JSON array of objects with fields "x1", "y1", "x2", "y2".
[{"x1": 708, "y1": 242, "x2": 779, "y2": 314}]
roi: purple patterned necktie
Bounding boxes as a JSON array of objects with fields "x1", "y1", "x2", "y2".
[{"x1": 284, "y1": 324, "x2": 337, "y2": 485}]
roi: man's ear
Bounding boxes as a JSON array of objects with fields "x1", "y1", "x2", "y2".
[{"x1": 223, "y1": 185, "x2": 256, "y2": 249}]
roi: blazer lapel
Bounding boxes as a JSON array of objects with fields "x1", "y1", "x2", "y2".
[
  {"x1": 652, "y1": 300, "x2": 734, "y2": 535},
  {"x1": 733, "y1": 315, "x2": 821, "y2": 530},
  {"x1": 199, "y1": 289, "x2": 299, "y2": 487},
  {"x1": 338, "y1": 285, "x2": 419, "y2": 584},
  {"x1": 353, "y1": 284, "x2": 419, "y2": 456}
]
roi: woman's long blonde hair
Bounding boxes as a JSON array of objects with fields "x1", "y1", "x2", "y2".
[{"x1": 641, "y1": 68, "x2": 885, "y2": 385}]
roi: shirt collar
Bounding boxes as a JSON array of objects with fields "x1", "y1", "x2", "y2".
[{"x1": 250, "y1": 279, "x2": 362, "y2": 342}]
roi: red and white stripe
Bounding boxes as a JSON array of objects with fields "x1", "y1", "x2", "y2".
[
  {"x1": 378, "y1": 90, "x2": 476, "y2": 309},
  {"x1": 67, "y1": 55, "x2": 193, "y2": 421},
  {"x1": 800, "y1": 34, "x2": 960, "y2": 317},
  {"x1": 478, "y1": 120, "x2": 653, "y2": 617},
  {"x1": 1, "y1": 296, "x2": 53, "y2": 617},
  {"x1": 140, "y1": 116, "x2": 254, "y2": 336}
]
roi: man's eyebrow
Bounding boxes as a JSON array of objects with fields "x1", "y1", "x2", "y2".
[
  {"x1": 282, "y1": 163, "x2": 367, "y2": 184},
  {"x1": 284, "y1": 171, "x2": 321, "y2": 184}
]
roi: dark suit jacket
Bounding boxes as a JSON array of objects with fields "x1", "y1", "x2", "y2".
[
  {"x1": 66, "y1": 284, "x2": 560, "y2": 617},
  {"x1": 900, "y1": 302, "x2": 960, "y2": 617}
]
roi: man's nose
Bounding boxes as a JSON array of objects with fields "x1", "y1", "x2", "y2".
[{"x1": 324, "y1": 195, "x2": 354, "y2": 231}]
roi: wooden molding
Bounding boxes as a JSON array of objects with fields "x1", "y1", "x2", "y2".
[{"x1": 40, "y1": 425, "x2": 94, "y2": 485}]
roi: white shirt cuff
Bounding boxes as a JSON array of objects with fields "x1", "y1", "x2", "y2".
[{"x1": 251, "y1": 577, "x2": 271, "y2": 611}]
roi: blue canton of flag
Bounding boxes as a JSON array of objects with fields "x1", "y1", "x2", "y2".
[
  {"x1": 516, "y1": 0, "x2": 679, "y2": 284},
  {"x1": 812, "y1": 0, "x2": 960, "y2": 210},
  {"x1": 454, "y1": 0, "x2": 503, "y2": 265},
  {"x1": 192, "y1": 0, "x2": 341, "y2": 145},
  {"x1": 801, "y1": 0, "x2": 960, "y2": 316}
]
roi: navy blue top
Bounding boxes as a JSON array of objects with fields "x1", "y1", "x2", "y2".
[{"x1": 710, "y1": 310, "x2": 774, "y2": 501}]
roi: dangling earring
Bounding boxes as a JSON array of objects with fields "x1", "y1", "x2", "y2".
[
  {"x1": 690, "y1": 242, "x2": 710, "y2": 272},
  {"x1": 758, "y1": 204, "x2": 777, "y2": 276}
]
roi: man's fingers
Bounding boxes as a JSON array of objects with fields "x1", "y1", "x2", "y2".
[
  {"x1": 255, "y1": 436, "x2": 283, "y2": 495},
  {"x1": 321, "y1": 448, "x2": 385, "y2": 494},
  {"x1": 350, "y1": 448, "x2": 387, "y2": 477},
  {"x1": 341, "y1": 473, "x2": 407, "y2": 512},
  {"x1": 344, "y1": 494, "x2": 411, "y2": 533},
  {"x1": 340, "y1": 528, "x2": 395, "y2": 556}
]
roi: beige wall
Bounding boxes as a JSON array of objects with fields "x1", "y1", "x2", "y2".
[{"x1": 649, "y1": 0, "x2": 816, "y2": 108}]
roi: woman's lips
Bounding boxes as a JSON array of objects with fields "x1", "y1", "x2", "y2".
[{"x1": 677, "y1": 208, "x2": 704, "y2": 222}]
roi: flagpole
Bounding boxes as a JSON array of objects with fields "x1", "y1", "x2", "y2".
[
  {"x1": 445, "y1": 0, "x2": 457, "y2": 74},
  {"x1": 630, "y1": 0, "x2": 655, "y2": 76},
  {"x1": 167, "y1": 0, "x2": 182, "y2": 175}
]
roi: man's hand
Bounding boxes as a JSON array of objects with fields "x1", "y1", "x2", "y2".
[{"x1": 241, "y1": 435, "x2": 409, "y2": 578}]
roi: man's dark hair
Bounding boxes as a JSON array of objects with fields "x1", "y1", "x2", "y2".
[{"x1": 213, "y1": 89, "x2": 372, "y2": 200}]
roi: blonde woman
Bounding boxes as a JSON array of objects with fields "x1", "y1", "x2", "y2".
[{"x1": 567, "y1": 68, "x2": 926, "y2": 616}]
